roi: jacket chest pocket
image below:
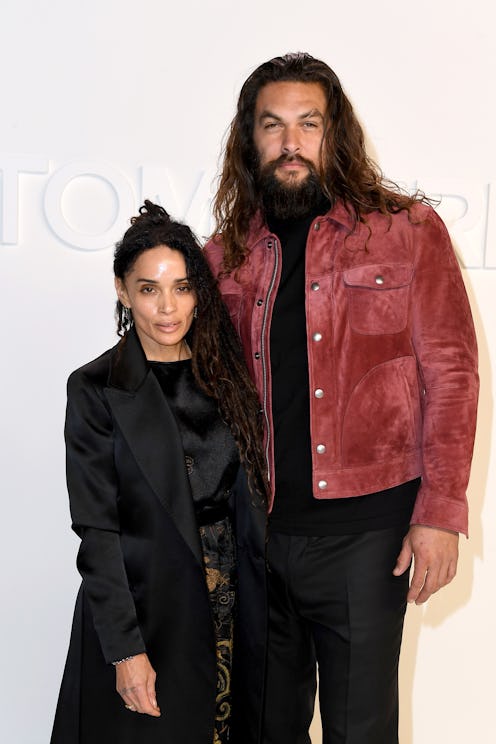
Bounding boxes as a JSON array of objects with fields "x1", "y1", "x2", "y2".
[{"x1": 343, "y1": 263, "x2": 413, "y2": 335}]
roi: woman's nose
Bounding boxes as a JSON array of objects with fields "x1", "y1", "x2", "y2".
[{"x1": 159, "y1": 292, "x2": 176, "y2": 313}]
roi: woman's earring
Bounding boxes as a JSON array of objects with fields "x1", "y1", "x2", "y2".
[
  {"x1": 123, "y1": 306, "x2": 132, "y2": 328},
  {"x1": 193, "y1": 306, "x2": 198, "y2": 319}
]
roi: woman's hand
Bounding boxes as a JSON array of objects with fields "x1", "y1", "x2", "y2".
[{"x1": 116, "y1": 653, "x2": 161, "y2": 717}]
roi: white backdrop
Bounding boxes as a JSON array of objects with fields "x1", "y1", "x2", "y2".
[{"x1": 1, "y1": 2, "x2": 494, "y2": 742}]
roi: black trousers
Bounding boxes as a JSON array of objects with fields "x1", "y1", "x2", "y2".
[{"x1": 262, "y1": 524, "x2": 410, "y2": 744}]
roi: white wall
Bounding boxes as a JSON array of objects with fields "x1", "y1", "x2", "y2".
[{"x1": 1, "y1": 2, "x2": 494, "y2": 742}]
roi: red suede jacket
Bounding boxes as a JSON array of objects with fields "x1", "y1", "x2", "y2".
[{"x1": 205, "y1": 202, "x2": 479, "y2": 535}]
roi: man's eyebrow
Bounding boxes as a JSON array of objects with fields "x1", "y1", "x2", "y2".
[
  {"x1": 300, "y1": 108, "x2": 324, "y2": 120},
  {"x1": 258, "y1": 110, "x2": 282, "y2": 122},
  {"x1": 258, "y1": 108, "x2": 324, "y2": 122}
]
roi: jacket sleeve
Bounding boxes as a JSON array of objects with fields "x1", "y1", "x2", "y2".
[
  {"x1": 65, "y1": 369, "x2": 146, "y2": 663},
  {"x1": 410, "y1": 208, "x2": 479, "y2": 536}
]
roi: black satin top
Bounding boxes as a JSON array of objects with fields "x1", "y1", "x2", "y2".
[{"x1": 150, "y1": 359, "x2": 239, "y2": 523}]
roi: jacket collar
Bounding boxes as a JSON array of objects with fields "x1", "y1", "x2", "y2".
[
  {"x1": 323, "y1": 200, "x2": 357, "y2": 231},
  {"x1": 247, "y1": 200, "x2": 356, "y2": 249},
  {"x1": 108, "y1": 326, "x2": 149, "y2": 393}
]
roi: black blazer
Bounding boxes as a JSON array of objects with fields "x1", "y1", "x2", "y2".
[{"x1": 51, "y1": 328, "x2": 267, "y2": 744}]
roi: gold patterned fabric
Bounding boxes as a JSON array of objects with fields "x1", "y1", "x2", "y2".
[{"x1": 199, "y1": 516, "x2": 236, "y2": 744}]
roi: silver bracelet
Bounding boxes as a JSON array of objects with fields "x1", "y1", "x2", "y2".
[{"x1": 112, "y1": 655, "x2": 136, "y2": 666}]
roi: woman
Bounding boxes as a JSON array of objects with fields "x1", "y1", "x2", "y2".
[{"x1": 51, "y1": 201, "x2": 267, "y2": 744}]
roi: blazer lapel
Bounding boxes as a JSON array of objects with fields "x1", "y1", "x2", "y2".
[{"x1": 104, "y1": 329, "x2": 203, "y2": 565}]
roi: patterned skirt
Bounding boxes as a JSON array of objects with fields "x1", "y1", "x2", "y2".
[{"x1": 199, "y1": 516, "x2": 236, "y2": 744}]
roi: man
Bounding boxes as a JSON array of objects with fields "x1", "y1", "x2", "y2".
[{"x1": 205, "y1": 53, "x2": 479, "y2": 744}]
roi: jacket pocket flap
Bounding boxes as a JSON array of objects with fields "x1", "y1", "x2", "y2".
[{"x1": 343, "y1": 264, "x2": 413, "y2": 290}]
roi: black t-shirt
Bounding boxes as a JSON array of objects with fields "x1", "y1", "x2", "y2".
[{"x1": 267, "y1": 207, "x2": 418, "y2": 535}]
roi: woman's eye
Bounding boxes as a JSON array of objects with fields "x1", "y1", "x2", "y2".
[
  {"x1": 177, "y1": 285, "x2": 192, "y2": 293},
  {"x1": 140, "y1": 286, "x2": 155, "y2": 294}
]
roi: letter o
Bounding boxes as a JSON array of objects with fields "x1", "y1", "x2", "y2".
[{"x1": 44, "y1": 161, "x2": 135, "y2": 251}]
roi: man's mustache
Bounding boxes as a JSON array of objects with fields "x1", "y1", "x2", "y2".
[
  {"x1": 259, "y1": 154, "x2": 319, "y2": 178},
  {"x1": 269, "y1": 154, "x2": 315, "y2": 169}
]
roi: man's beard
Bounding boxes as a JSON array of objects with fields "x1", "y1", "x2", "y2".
[{"x1": 257, "y1": 155, "x2": 325, "y2": 220}]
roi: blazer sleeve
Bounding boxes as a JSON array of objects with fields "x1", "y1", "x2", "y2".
[
  {"x1": 65, "y1": 369, "x2": 146, "y2": 663},
  {"x1": 410, "y1": 208, "x2": 479, "y2": 536}
]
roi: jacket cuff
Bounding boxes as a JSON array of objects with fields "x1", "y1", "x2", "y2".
[{"x1": 410, "y1": 495, "x2": 468, "y2": 537}]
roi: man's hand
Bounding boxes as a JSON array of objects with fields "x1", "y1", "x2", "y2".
[
  {"x1": 116, "y1": 652, "x2": 161, "y2": 716},
  {"x1": 393, "y1": 525, "x2": 459, "y2": 604}
]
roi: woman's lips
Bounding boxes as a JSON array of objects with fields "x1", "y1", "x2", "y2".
[{"x1": 155, "y1": 322, "x2": 181, "y2": 333}]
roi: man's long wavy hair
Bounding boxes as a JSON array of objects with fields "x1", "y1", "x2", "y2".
[
  {"x1": 213, "y1": 52, "x2": 427, "y2": 273},
  {"x1": 114, "y1": 200, "x2": 267, "y2": 500}
]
